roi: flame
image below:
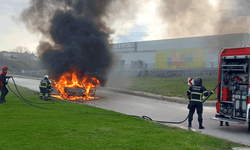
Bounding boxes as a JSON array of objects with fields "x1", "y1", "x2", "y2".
[{"x1": 51, "y1": 70, "x2": 99, "y2": 100}]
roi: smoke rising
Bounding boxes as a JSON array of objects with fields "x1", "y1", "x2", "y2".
[
  {"x1": 20, "y1": 0, "x2": 137, "y2": 86},
  {"x1": 157, "y1": 0, "x2": 250, "y2": 38},
  {"x1": 19, "y1": 0, "x2": 250, "y2": 86},
  {"x1": 215, "y1": 0, "x2": 250, "y2": 35}
]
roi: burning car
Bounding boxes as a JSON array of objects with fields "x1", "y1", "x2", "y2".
[{"x1": 50, "y1": 71, "x2": 99, "y2": 100}]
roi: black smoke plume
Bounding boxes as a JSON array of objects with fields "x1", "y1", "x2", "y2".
[
  {"x1": 38, "y1": 10, "x2": 113, "y2": 86},
  {"x1": 20, "y1": 0, "x2": 130, "y2": 86}
]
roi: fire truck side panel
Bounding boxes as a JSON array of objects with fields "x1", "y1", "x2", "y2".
[
  {"x1": 216, "y1": 47, "x2": 250, "y2": 124},
  {"x1": 216, "y1": 52, "x2": 222, "y2": 113}
]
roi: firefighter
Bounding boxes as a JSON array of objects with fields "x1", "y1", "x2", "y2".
[
  {"x1": 0, "y1": 66, "x2": 12, "y2": 104},
  {"x1": 39, "y1": 75, "x2": 51, "y2": 101},
  {"x1": 187, "y1": 76, "x2": 214, "y2": 129}
]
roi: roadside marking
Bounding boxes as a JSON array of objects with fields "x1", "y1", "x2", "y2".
[{"x1": 188, "y1": 78, "x2": 194, "y2": 86}]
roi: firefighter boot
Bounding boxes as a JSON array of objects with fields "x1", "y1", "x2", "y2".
[
  {"x1": 220, "y1": 121, "x2": 223, "y2": 126},
  {"x1": 226, "y1": 122, "x2": 230, "y2": 126},
  {"x1": 199, "y1": 123, "x2": 205, "y2": 129},
  {"x1": 44, "y1": 93, "x2": 48, "y2": 101},
  {"x1": 39, "y1": 96, "x2": 43, "y2": 100},
  {"x1": 188, "y1": 121, "x2": 192, "y2": 128}
]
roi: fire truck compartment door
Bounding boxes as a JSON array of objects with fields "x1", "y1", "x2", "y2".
[{"x1": 222, "y1": 61, "x2": 248, "y2": 72}]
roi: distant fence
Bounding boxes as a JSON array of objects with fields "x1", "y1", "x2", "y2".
[{"x1": 111, "y1": 68, "x2": 218, "y2": 78}]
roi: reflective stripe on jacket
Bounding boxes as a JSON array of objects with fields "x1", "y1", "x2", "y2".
[
  {"x1": 187, "y1": 85, "x2": 209, "y2": 102},
  {"x1": 39, "y1": 79, "x2": 49, "y2": 88}
]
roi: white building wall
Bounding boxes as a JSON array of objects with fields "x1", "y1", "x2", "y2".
[
  {"x1": 116, "y1": 51, "x2": 156, "y2": 69},
  {"x1": 137, "y1": 33, "x2": 250, "y2": 51},
  {"x1": 112, "y1": 33, "x2": 250, "y2": 69}
]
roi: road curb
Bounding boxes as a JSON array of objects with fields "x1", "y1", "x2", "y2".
[{"x1": 104, "y1": 87, "x2": 217, "y2": 106}]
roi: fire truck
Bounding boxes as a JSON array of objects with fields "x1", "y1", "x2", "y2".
[{"x1": 211, "y1": 46, "x2": 250, "y2": 131}]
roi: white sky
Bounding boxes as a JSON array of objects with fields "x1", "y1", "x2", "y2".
[
  {"x1": 0, "y1": 0, "x2": 41, "y2": 52},
  {"x1": 0, "y1": 0, "x2": 219, "y2": 53}
]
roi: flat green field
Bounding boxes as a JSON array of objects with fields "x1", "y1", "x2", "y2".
[
  {"x1": 126, "y1": 76, "x2": 218, "y2": 100},
  {"x1": 0, "y1": 83, "x2": 248, "y2": 149}
]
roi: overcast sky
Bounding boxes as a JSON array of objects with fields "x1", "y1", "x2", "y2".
[
  {"x1": 0, "y1": 0, "x2": 241, "y2": 54},
  {"x1": 0, "y1": 0, "x2": 41, "y2": 52},
  {"x1": 0, "y1": 0, "x2": 171, "y2": 54}
]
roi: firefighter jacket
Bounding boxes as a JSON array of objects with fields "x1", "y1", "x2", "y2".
[
  {"x1": 187, "y1": 85, "x2": 211, "y2": 102},
  {"x1": 0, "y1": 71, "x2": 11, "y2": 87},
  {"x1": 39, "y1": 78, "x2": 51, "y2": 91}
]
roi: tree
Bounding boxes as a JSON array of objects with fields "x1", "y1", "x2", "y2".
[{"x1": 14, "y1": 46, "x2": 31, "y2": 54}]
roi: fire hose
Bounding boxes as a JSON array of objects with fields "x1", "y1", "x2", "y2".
[
  {"x1": 7, "y1": 77, "x2": 77, "y2": 112},
  {"x1": 87, "y1": 67, "x2": 233, "y2": 124},
  {"x1": 8, "y1": 77, "x2": 55, "y2": 104},
  {"x1": 7, "y1": 68, "x2": 232, "y2": 124}
]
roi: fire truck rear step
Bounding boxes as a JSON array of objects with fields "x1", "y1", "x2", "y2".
[{"x1": 211, "y1": 117, "x2": 246, "y2": 124}]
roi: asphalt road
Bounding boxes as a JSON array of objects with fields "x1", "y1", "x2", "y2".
[{"x1": 9, "y1": 77, "x2": 250, "y2": 146}]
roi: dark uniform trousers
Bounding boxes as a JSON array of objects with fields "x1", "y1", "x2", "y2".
[
  {"x1": 39, "y1": 87, "x2": 49, "y2": 99},
  {"x1": 188, "y1": 101, "x2": 203, "y2": 124},
  {"x1": 0, "y1": 86, "x2": 8, "y2": 102}
]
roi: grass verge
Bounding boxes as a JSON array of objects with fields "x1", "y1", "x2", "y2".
[
  {"x1": 0, "y1": 83, "x2": 248, "y2": 149},
  {"x1": 126, "y1": 76, "x2": 218, "y2": 100}
]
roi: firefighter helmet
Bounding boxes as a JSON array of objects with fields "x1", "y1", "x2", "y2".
[
  {"x1": 194, "y1": 76, "x2": 202, "y2": 86},
  {"x1": 2, "y1": 66, "x2": 8, "y2": 71},
  {"x1": 44, "y1": 75, "x2": 49, "y2": 79}
]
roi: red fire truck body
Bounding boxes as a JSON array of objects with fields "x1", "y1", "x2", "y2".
[{"x1": 211, "y1": 47, "x2": 250, "y2": 131}]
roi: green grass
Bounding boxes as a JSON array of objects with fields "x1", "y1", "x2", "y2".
[
  {"x1": 0, "y1": 83, "x2": 248, "y2": 149},
  {"x1": 126, "y1": 76, "x2": 218, "y2": 100}
]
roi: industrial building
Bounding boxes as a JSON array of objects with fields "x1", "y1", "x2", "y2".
[{"x1": 112, "y1": 33, "x2": 250, "y2": 70}]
